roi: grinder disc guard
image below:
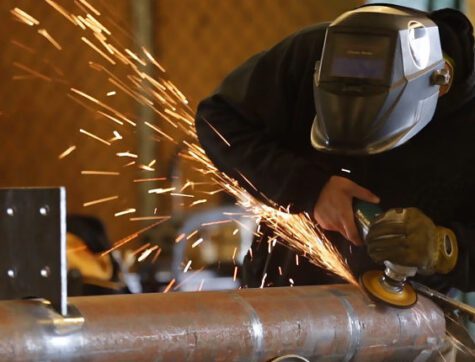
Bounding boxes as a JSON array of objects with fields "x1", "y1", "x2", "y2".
[{"x1": 360, "y1": 270, "x2": 417, "y2": 308}]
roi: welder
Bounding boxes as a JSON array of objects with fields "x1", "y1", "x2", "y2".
[{"x1": 195, "y1": 4, "x2": 475, "y2": 294}]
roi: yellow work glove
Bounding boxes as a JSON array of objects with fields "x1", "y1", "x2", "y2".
[{"x1": 366, "y1": 208, "x2": 458, "y2": 275}]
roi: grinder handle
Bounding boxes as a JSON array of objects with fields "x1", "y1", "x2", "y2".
[
  {"x1": 353, "y1": 199, "x2": 383, "y2": 241},
  {"x1": 354, "y1": 200, "x2": 418, "y2": 279}
]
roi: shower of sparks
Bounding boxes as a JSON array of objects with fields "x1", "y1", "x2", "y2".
[
  {"x1": 106, "y1": 90, "x2": 116, "y2": 96},
  {"x1": 445, "y1": 332, "x2": 475, "y2": 358},
  {"x1": 236, "y1": 170, "x2": 258, "y2": 192},
  {"x1": 77, "y1": 0, "x2": 101, "y2": 16},
  {"x1": 201, "y1": 219, "x2": 232, "y2": 227},
  {"x1": 232, "y1": 247, "x2": 237, "y2": 263},
  {"x1": 44, "y1": 0, "x2": 76, "y2": 24},
  {"x1": 37, "y1": 29, "x2": 62, "y2": 50},
  {"x1": 191, "y1": 238, "x2": 204, "y2": 248},
  {"x1": 148, "y1": 187, "x2": 175, "y2": 195},
  {"x1": 75, "y1": 16, "x2": 87, "y2": 30},
  {"x1": 129, "y1": 216, "x2": 170, "y2": 222},
  {"x1": 412, "y1": 304, "x2": 475, "y2": 359},
  {"x1": 183, "y1": 260, "x2": 192, "y2": 273},
  {"x1": 10, "y1": 39, "x2": 36, "y2": 53},
  {"x1": 58, "y1": 145, "x2": 76, "y2": 159},
  {"x1": 170, "y1": 193, "x2": 194, "y2": 198},
  {"x1": 138, "y1": 164, "x2": 155, "y2": 172},
  {"x1": 69, "y1": 93, "x2": 99, "y2": 113},
  {"x1": 174, "y1": 267, "x2": 205, "y2": 291},
  {"x1": 86, "y1": 14, "x2": 111, "y2": 35},
  {"x1": 144, "y1": 121, "x2": 175, "y2": 142},
  {"x1": 102, "y1": 219, "x2": 168, "y2": 256},
  {"x1": 142, "y1": 47, "x2": 166, "y2": 72},
  {"x1": 175, "y1": 233, "x2": 185, "y2": 243},
  {"x1": 260, "y1": 273, "x2": 267, "y2": 288},
  {"x1": 13, "y1": 74, "x2": 40, "y2": 81},
  {"x1": 133, "y1": 177, "x2": 167, "y2": 183},
  {"x1": 99, "y1": 111, "x2": 123, "y2": 126},
  {"x1": 163, "y1": 279, "x2": 175, "y2": 293},
  {"x1": 201, "y1": 189, "x2": 224, "y2": 195},
  {"x1": 11, "y1": 8, "x2": 40, "y2": 26},
  {"x1": 117, "y1": 151, "x2": 138, "y2": 158},
  {"x1": 186, "y1": 230, "x2": 199, "y2": 240},
  {"x1": 112, "y1": 130, "x2": 122, "y2": 139},
  {"x1": 231, "y1": 218, "x2": 261, "y2": 238},
  {"x1": 131, "y1": 242, "x2": 151, "y2": 256},
  {"x1": 71, "y1": 87, "x2": 136, "y2": 126},
  {"x1": 81, "y1": 36, "x2": 116, "y2": 65},
  {"x1": 198, "y1": 279, "x2": 205, "y2": 291},
  {"x1": 233, "y1": 266, "x2": 238, "y2": 281},
  {"x1": 152, "y1": 247, "x2": 162, "y2": 263},
  {"x1": 80, "y1": 128, "x2": 111, "y2": 146},
  {"x1": 180, "y1": 180, "x2": 212, "y2": 192},
  {"x1": 125, "y1": 48, "x2": 146, "y2": 66},
  {"x1": 201, "y1": 117, "x2": 231, "y2": 147},
  {"x1": 81, "y1": 170, "x2": 120, "y2": 176},
  {"x1": 14, "y1": 2, "x2": 357, "y2": 288},
  {"x1": 114, "y1": 208, "x2": 136, "y2": 217},
  {"x1": 13, "y1": 62, "x2": 52, "y2": 82},
  {"x1": 83, "y1": 195, "x2": 118, "y2": 207}
]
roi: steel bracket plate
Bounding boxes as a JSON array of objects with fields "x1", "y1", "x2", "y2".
[{"x1": 0, "y1": 187, "x2": 67, "y2": 315}]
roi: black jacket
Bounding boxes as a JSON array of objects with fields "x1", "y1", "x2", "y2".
[{"x1": 196, "y1": 10, "x2": 475, "y2": 291}]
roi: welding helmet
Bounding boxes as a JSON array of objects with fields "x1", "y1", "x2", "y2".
[{"x1": 311, "y1": 5, "x2": 450, "y2": 155}]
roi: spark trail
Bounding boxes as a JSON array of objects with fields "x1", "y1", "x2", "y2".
[{"x1": 12, "y1": 1, "x2": 355, "y2": 286}]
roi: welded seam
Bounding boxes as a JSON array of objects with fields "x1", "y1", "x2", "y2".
[
  {"x1": 231, "y1": 294, "x2": 264, "y2": 362},
  {"x1": 330, "y1": 290, "x2": 361, "y2": 361}
]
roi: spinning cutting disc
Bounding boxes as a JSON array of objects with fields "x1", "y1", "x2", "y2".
[{"x1": 360, "y1": 270, "x2": 417, "y2": 308}]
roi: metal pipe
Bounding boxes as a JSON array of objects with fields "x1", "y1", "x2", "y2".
[{"x1": 0, "y1": 284, "x2": 446, "y2": 361}]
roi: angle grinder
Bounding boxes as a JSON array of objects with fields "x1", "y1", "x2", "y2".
[{"x1": 354, "y1": 200, "x2": 418, "y2": 308}]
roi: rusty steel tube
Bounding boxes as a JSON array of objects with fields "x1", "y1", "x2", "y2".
[{"x1": 0, "y1": 284, "x2": 446, "y2": 361}]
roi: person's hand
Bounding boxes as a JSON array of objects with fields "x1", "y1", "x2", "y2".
[
  {"x1": 366, "y1": 208, "x2": 458, "y2": 274},
  {"x1": 313, "y1": 175, "x2": 380, "y2": 246}
]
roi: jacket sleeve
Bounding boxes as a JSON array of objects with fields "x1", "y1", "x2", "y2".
[{"x1": 195, "y1": 24, "x2": 334, "y2": 214}]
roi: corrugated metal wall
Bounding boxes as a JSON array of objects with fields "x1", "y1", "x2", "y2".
[
  {"x1": 0, "y1": 0, "x2": 362, "y2": 245},
  {"x1": 154, "y1": 0, "x2": 363, "y2": 104}
]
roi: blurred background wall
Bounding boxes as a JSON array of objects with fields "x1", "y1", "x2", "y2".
[
  {"x1": 0, "y1": 0, "x2": 363, "y2": 242},
  {"x1": 0, "y1": 0, "x2": 471, "y2": 292}
]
